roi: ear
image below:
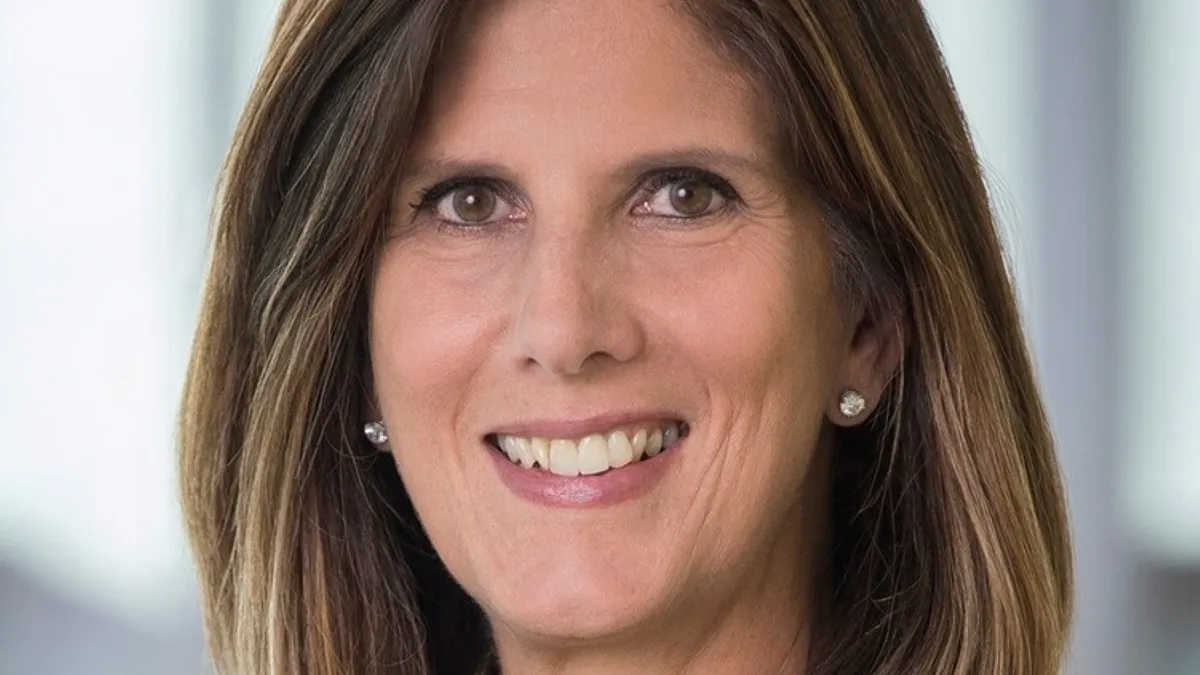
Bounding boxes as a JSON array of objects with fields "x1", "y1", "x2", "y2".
[
  {"x1": 361, "y1": 370, "x2": 392, "y2": 453},
  {"x1": 827, "y1": 308, "x2": 904, "y2": 427}
]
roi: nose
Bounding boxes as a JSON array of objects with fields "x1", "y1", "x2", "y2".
[{"x1": 510, "y1": 231, "x2": 645, "y2": 378}]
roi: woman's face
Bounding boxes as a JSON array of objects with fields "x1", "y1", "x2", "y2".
[{"x1": 371, "y1": 0, "x2": 863, "y2": 645}]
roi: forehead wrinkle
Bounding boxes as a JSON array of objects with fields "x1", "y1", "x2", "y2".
[
  {"x1": 438, "y1": 0, "x2": 745, "y2": 102},
  {"x1": 407, "y1": 0, "x2": 789, "y2": 199}
]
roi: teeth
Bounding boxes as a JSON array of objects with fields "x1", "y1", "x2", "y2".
[
  {"x1": 494, "y1": 421, "x2": 684, "y2": 476},
  {"x1": 630, "y1": 429, "x2": 647, "y2": 461},
  {"x1": 513, "y1": 436, "x2": 536, "y2": 468},
  {"x1": 500, "y1": 435, "x2": 520, "y2": 462},
  {"x1": 607, "y1": 430, "x2": 634, "y2": 468},
  {"x1": 645, "y1": 428, "x2": 664, "y2": 457},
  {"x1": 549, "y1": 439, "x2": 580, "y2": 476},
  {"x1": 577, "y1": 434, "x2": 610, "y2": 475},
  {"x1": 531, "y1": 437, "x2": 550, "y2": 468},
  {"x1": 663, "y1": 423, "x2": 680, "y2": 450}
]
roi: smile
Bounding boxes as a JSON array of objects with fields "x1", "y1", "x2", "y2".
[{"x1": 486, "y1": 420, "x2": 690, "y2": 477}]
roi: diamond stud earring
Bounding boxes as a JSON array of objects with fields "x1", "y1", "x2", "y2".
[
  {"x1": 838, "y1": 390, "x2": 867, "y2": 418},
  {"x1": 364, "y1": 421, "x2": 389, "y2": 445}
]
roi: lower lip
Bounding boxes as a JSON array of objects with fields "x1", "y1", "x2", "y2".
[{"x1": 486, "y1": 440, "x2": 680, "y2": 508}]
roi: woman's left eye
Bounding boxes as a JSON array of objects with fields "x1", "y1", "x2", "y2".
[{"x1": 635, "y1": 174, "x2": 735, "y2": 219}]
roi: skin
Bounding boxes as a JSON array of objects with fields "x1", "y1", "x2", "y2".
[{"x1": 369, "y1": 1, "x2": 898, "y2": 672}]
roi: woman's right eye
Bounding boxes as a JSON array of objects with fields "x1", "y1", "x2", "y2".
[{"x1": 417, "y1": 181, "x2": 519, "y2": 227}]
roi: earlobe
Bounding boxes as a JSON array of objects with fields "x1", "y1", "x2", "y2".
[
  {"x1": 362, "y1": 370, "x2": 392, "y2": 452},
  {"x1": 828, "y1": 312, "x2": 904, "y2": 427}
]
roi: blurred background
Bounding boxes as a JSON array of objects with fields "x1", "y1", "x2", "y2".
[{"x1": 0, "y1": 0, "x2": 1196, "y2": 673}]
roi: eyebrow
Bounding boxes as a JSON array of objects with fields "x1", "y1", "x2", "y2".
[
  {"x1": 617, "y1": 147, "x2": 779, "y2": 180},
  {"x1": 400, "y1": 146, "x2": 781, "y2": 188}
]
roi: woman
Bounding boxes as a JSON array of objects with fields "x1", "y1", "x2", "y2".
[{"x1": 179, "y1": 0, "x2": 1073, "y2": 673}]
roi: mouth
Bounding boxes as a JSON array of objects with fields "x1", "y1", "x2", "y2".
[{"x1": 484, "y1": 419, "x2": 690, "y2": 477}]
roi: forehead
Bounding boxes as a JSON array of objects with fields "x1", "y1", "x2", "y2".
[{"x1": 410, "y1": 0, "x2": 773, "y2": 167}]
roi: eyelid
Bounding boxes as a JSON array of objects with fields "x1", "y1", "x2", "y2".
[
  {"x1": 408, "y1": 166, "x2": 741, "y2": 221},
  {"x1": 408, "y1": 176, "x2": 529, "y2": 231},
  {"x1": 635, "y1": 166, "x2": 740, "y2": 201},
  {"x1": 411, "y1": 175, "x2": 523, "y2": 211},
  {"x1": 631, "y1": 166, "x2": 742, "y2": 219}
]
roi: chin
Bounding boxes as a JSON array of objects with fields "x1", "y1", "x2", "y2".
[{"x1": 482, "y1": 566, "x2": 665, "y2": 644}]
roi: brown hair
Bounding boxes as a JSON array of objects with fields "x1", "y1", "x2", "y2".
[{"x1": 179, "y1": 1, "x2": 1073, "y2": 673}]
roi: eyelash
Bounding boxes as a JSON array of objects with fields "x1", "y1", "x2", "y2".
[
  {"x1": 638, "y1": 167, "x2": 741, "y2": 212},
  {"x1": 409, "y1": 167, "x2": 742, "y2": 225},
  {"x1": 411, "y1": 176, "x2": 519, "y2": 213}
]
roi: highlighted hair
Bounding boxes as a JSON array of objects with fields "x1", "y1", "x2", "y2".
[{"x1": 180, "y1": 1, "x2": 1072, "y2": 673}]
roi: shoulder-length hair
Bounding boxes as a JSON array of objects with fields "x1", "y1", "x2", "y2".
[{"x1": 179, "y1": 1, "x2": 1073, "y2": 673}]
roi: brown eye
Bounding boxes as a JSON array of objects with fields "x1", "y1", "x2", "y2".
[
  {"x1": 667, "y1": 180, "x2": 715, "y2": 217},
  {"x1": 450, "y1": 185, "x2": 497, "y2": 223},
  {"x1": 637, "y1": 174, "x2": 731, "y2": 219}
]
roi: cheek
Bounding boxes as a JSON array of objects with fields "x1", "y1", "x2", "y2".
[
  {"x1": 650, "y1": 224, "x2": 842, "y2": 545},
  {"x1": 370, "y1": 246, "x2": 501, "y2": 420},
  {"x1": 367, "y1": 247, "x2": 502, "y2": 540},
  {"x1": 657, "y1": 224, "x2": 842, "y2": 403}
]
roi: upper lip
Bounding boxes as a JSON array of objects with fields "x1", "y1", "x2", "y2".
[{"x1": 486, "y1": 410, "x2": 686, "y2": 440}]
